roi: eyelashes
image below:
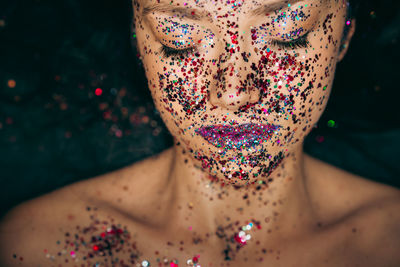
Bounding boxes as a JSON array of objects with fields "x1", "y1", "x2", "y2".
[
  {"x1": 159, "y1": 45, "x2": 195, "y2": 58},
  {"x1": 271, "y1": 32, "x2": 310, "y2": 49},
  {"x1": 160, "y1": 33, "x2": 310, "y2": 58}
]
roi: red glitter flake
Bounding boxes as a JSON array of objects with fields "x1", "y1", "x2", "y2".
[
  {"x1": 234, "y1": 234, "x2": 247, "y2": 245},
  {"x1": 231, "y1": 35, "x2": 238, "y2": 44},
  {"x1": 95, "y1": 88, "x2": 103, "y2": 96}
]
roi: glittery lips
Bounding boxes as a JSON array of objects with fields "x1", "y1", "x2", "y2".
[{"x1": 195, "y1": 123, "x2": 279, "y2": 150}]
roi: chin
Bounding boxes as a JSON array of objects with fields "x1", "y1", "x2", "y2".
[{"x1": 190, "y1": 142, "x2": 287, "y2": 187}]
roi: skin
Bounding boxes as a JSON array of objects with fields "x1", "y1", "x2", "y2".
[{"x1": 1, "y1": 0, "x2": 400, "y2": 266}]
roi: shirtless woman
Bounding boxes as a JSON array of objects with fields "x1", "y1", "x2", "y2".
[{"x1": 1, "y1": 0, "x2": 400, "y2": 266}]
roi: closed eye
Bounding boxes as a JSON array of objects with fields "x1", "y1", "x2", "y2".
[
  {"x1": 271, "y1": 32, "x2": 310, "y2": 49},
  {"x1": 159, "y1": 44, "x2": 196, "y2": 58}
]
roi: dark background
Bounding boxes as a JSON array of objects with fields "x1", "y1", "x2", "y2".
[{"x1": 0, "y1": 0, "x2": 399, "y2": 216}]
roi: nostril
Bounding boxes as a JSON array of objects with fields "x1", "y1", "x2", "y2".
[{"x1": 238, "y1": 101, "x2": 258, "y2": 113}]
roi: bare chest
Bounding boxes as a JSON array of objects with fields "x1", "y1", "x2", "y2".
[{"x1": 64, "y1": 224, "x2": 372, "y2": 267}]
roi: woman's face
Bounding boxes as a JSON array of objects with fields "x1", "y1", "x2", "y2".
[{"x1": 133, "y1": 0, "x2": 349, "y2": 185}]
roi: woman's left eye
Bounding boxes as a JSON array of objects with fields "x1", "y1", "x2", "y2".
[
  {"x1": 159, "y1": 44, "x2": 195, "y2": 58},
  {"x1": 271, "y1": 33, "x2": 310, "y2": 49}
]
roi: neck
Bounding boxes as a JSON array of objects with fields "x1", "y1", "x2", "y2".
[{"x1": 166, "y1": 143, "x2": 317, "y2": 243}]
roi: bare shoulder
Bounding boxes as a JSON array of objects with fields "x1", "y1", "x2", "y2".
[
  {"x1": 304, "y1": 153, "x2": 400, "y2": 208},
  {"x1": 305, "y1": 154, "x2": 400, "y2": 265},
  {"x1": 349, "y1": 190, "x2": 400, "y2": 266},
  {"x1": 348, "y1": 178, "x2": 400, "y2": 265},
  {"x1": 0, "y1": 186, "x2": 88, "y2": 266},
  {"x1": 0, "y1": 148, "x2": 174, "y2": 266},
  {"x1": 70, "y1": 147, "x2": 174, "y2": 208}
]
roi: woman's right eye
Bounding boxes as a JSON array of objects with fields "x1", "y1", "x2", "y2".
[{"x1": 159, "y1": 44, "x2": 195, "y2": 58}]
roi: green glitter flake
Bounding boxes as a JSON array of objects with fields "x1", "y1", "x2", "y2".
[{"x1": 327, "y1": 120, "x2": 336, "y2": 128}]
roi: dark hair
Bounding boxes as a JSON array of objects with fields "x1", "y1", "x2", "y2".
[{"x1": 349, "y1": 0, "x2": 360, "y2": 16}]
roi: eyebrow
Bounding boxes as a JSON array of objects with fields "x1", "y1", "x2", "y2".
[
  {"x1": 251, "y1": 0, "x2": 304, "y2": 16},
  {"x1": 142, "y1": 3, "x2": 207, "y2": 20},
  {"x1": 142, "y1": 0, "x2": 307, "y2": 21}
]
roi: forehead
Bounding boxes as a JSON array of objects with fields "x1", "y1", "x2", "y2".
[{"x1": 137, "y1": 0, "x2": 329, "y2": 15}]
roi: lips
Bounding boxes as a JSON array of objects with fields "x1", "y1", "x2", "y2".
[{"x1": 195, "y1": 123, "x2": 279, "y2": 150}]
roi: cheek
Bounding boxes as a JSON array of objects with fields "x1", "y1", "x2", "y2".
[
  {"x1": 143, "y1": 58, "x2": 207, "y2": 139},
  {"x1": 281, "y1": 42, "x2": 340, "y2": 138},
  {"x1": 158, "y1": 60, "x2": 209, "y2": 115},
  {"x1": 241, "y1": 49, "x2": 334, "y2": 122}
]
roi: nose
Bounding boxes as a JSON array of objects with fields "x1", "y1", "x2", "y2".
[{"x1": 209, "y1": 58, "x2": 260, "y2": 111}]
